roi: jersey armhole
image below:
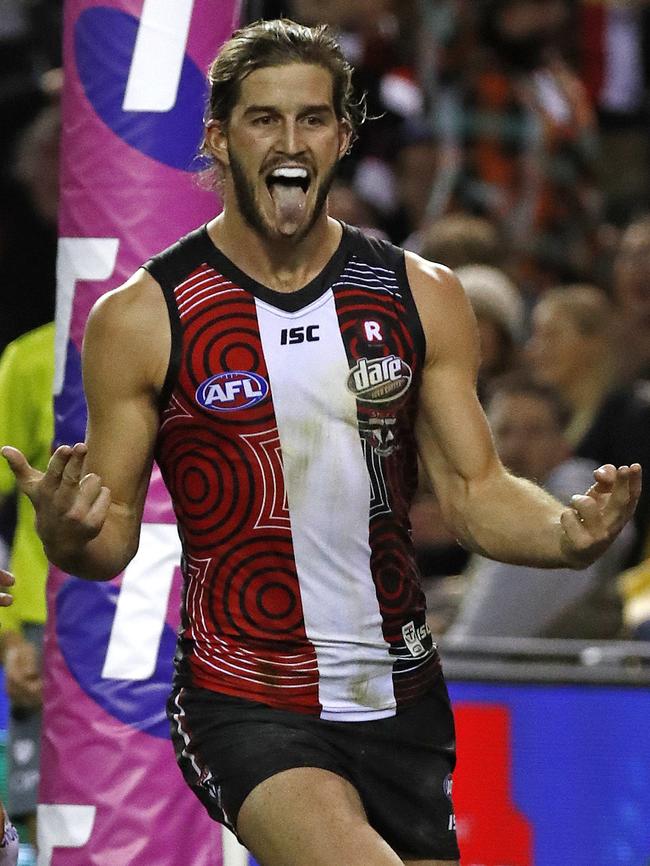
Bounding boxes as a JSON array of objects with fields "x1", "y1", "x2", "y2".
[
  {"x1": 141, "y1": 226, "x2": 210, "y2": 413},
  {"x1": 396, "y1": 251, "x2": 426, "y2": 370},
  {"x1": 147, "y1": 267, "x2": 182, "y2": 413}
]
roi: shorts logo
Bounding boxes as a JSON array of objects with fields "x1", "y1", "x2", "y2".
[
  {"x1": 196, "y1": 371, "x2": 269, "y2": 412},
  {"x1": 402, "y1": 619, "x2": 433, "y2": 657},
  {"x1": 347, "y1": 355, "x2": 412, "y2": 403},
  {"x1": 443, "y1": 774, "x2": 454, "y2": 800}
]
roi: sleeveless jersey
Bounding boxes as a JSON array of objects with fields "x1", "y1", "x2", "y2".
[{"x1": 145, "y1": 223, "x2": 440, "y2": 721}]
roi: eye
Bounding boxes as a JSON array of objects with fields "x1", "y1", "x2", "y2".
[
  {"x1": 252, "y1": 114, "x2": 274, "y2": 126},
  {"x1": 304, "y1": 114, "x2": 325, "y2": 126}
]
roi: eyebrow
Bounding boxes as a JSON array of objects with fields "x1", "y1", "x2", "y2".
[{"x1": 243, "y1": 104, "x2": 334, "y2": 116}]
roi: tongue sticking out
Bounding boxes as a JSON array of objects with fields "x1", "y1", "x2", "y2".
[{"x1": 269, "y1": 183, "x2": 307, "y2": 230}]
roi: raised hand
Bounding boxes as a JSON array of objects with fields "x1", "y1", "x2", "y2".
[
  {"x1": 1, "y1": 443, "x2": 111, "y2": 563},
  {"x1": 560, "y1": 463, "x2": 642, "y2": 567}
]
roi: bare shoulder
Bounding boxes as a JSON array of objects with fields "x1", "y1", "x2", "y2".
[
  {"x1": 404, "y1": 251, "x2": 479, "y2": 367},
  {"x1": 86, "y1": 268, "x2": 165, "y2": 333},
  {"x1": 84, "y1": 268, "x2": 170, "y2": 394}
]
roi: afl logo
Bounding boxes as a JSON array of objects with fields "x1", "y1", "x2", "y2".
[
  {"x1": 196, "y1": 371, "x2": 269, "y2": 412},
  {"x1": 347, "y1": 355, "x2": 412, "y2": 403}
]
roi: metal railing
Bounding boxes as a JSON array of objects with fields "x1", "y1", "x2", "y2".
[{"x1": 439, "y1": 636, "x2": 650, "y2": 685}]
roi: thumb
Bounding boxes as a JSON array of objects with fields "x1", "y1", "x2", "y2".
[{"x1": 1, "y1": 446, "x2": 42, "y2": 497}]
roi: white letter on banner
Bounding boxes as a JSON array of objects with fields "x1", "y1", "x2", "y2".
[
  {"x1": 55, "y1": 237, "x2": 120, "y2": 396},
  {"x1": 102, "y1": 523, "x2": 181, "y2": 680},
  {"x1": 37, "y1": 804, "x2": 96, "y2": 866},
  {"x1": 123, "y1": 0, "x2": 195, "y2": 112}
]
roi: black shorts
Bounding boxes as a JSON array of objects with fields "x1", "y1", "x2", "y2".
[{"x1": 167, "y1": 675, "x2": 460, "y2": 861}]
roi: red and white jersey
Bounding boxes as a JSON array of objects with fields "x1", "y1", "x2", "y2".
[{"x1": 146, "y1": 223, "x2": 440, "y2": 720}]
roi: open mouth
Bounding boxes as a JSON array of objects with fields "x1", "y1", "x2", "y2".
[
  {"x1": 264, "y1": 166, "x2": 312, "y2": 228},
  {"x1": 265, "y1": 166, "x2": 311, "y2": 195}
]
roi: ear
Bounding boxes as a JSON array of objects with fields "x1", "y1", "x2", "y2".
[
  {"x1": 204, "y1": 119, "x2": 229, "y2": 167},
  {"x1": 338, "y1": 119, "x2": 353, "y2": 159}
]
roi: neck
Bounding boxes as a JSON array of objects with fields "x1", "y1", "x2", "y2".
[{"x1": 207, "y1": 207, "x2": 342, "y2": 293}]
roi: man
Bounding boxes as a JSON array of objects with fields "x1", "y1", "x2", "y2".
[
  {"x1": 1, "y1": 19, "x2": 640, "y2": 866},
  {"x1": 448, "y1": 375, "x2": 632, "y2": 639}
]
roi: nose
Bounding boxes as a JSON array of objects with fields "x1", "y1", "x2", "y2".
[{"x1": 276, "y1": 119, "x2": 305, "y2": 156}]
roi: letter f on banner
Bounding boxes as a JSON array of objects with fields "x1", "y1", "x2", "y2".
[{"x1": 123, "y1": 0, "x2": 195, "y2": 112}]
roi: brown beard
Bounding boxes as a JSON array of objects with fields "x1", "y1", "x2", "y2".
[{"x1": 227, "y1": 146, "x2": 339, "y2": 243}]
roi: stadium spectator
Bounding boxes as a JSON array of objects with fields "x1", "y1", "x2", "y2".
[
  {"x1": 446, "y1": 373, "x2": 632, "y2": 639},
  {"x1": 455, "y1": 264, "x2": 524, "y2": 398},
  {"x1": 526, "y1": 284, "x2": 650, "y2": 564},
  {"x1": 418, "y1": 213, "x2": 504, "y2": 271},
  {"x1": 525, "y1": 284, "x2": 615, "y2": 446}
]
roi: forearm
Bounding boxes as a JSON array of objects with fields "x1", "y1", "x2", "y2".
[{"x1": 443, "y1": 466, "x2": 571, "y2": 568}]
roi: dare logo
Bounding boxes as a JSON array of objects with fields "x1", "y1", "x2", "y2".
[
  {"x1": 453, "y1": 705, "x2": 534, "y2": 866},
  {"x1": 347, "y1": 355, "x2": 411, "y2": 403}
]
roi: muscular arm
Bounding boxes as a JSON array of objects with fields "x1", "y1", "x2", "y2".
[
  {"x1": 408, "y1": 254, "x2": 640, "y2": 568},
  {"x1": 2, "y1": 270, "x2": 169, "y2": 581}
]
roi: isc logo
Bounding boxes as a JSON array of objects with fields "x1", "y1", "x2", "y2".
[
  {"x1": 347, "y1": 355, "x2": 412, "y2": 403},
  {"x1": 402, "y1": 619, "x2": 433, "y2": 658},
  {"x1": 195, "y1": 371, "x2": 269, "y2": 412},
  {"x1": 280, "y1": 325, "x2": 320, "y2": 345}
]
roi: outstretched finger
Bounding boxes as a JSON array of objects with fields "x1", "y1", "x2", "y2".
[
  {"x1": 587, "y1": 464, "x2": 617, "y2": 497},
  {"x1": 59, "y1": 444, "x2": 88, "y2": 487},
  {"x1": 44, "y1": 444, "x2": 87, "y2": 500},
  {"x1": 603, "y1": 464, "x2": 642, "y2": 526},
  {"x1": 41, "y1": 445, "x2": 74, "y2": 487},
  {"x1": 0, "y1": 446, "x2": 43, "y2": 498}
]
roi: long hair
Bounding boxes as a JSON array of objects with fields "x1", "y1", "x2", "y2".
[{"x1": 200, "y1": 18, "x2": 366, "y2": 160}]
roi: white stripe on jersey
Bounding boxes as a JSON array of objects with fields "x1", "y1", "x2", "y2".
[{"x1": 255, "y1": 291, "x2": 397, "y2": 720}]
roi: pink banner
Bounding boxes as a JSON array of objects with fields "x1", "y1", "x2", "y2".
[{"x1": 41, "y1": 2, "x2": 241, "y2": 863}]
